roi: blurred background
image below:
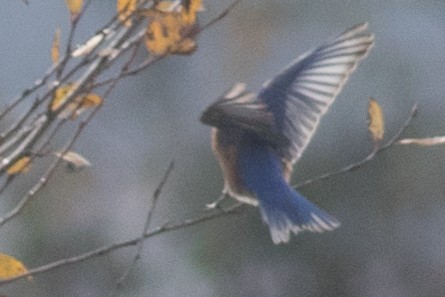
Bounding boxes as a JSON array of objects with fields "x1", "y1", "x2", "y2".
[{"x1": 1, "y1": 0, "x2": 445, "y2": 296}]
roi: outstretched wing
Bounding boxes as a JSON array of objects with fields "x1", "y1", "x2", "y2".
[
  {"x1": 258, "y1": 23, "x2": 374, "y2": 164},
  {"x1": 200, "y1": 83, "x2": 288, "y2": 147}
]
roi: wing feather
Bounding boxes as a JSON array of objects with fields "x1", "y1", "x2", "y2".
[
  {"x1": 200, "y1": 83, "x2": 288, "y2": 147},
  {"x1": 258, "y1": 23, "x2": 374, "y2": 163}
]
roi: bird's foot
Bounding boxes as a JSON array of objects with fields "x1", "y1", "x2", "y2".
[{"x1": 206, "y1": 192, "x2": 227, "y2": 210}]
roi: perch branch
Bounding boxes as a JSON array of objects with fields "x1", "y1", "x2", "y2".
[
  {"x1": 0, "y1": 203, "x2": 244, "y2": 286},
  {"x1": 295, "y1": 102, "x2": 418, "y2": 188}
]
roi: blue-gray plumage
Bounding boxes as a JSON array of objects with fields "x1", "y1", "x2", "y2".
[{"x1": 201, "y1": 23, "x2": 374, "y2": 244}]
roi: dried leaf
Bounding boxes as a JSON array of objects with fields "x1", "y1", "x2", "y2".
[
  {"x1": 145, "y1": 13, "x2": 197, "y2": 56},
  {"x1": 80, "y1": 93, "x2": 102, "y2": 108},
  {"x1": 72, "y1": 32, "x2": 107, "y2": 57},
  {"x1": 368, "y1": 97, "x2": 384, "y2": 142},
  {"x1": 68, "y1": 93, "x2": 102, "y2": 119},
  {"x1": 117, "y1": 0, "x2": 137, "y2": 27},
  {"x1": 6, "y1": 156, "x2": 31, "y2": 175},
  {"x1": 55, "y1": 151, "x2": 91, "y2": 171},
  {"x1": 171, "y1": 38, "x2": 197, "y2": 55},
  {"x1": 65, "y1": 0, "x2": 83, "y2": 20},
  {"x1": 50, "y1": 84, "x2": 77, "y2": 112},
  {"x1": 180, "y1": 0, "x2": 203, "y2": 25},
  {"x1": 145, "y1": 14, "x2": 181, "y2": 56},
  {"x1": 398, "y1": 136, "x2": 445, "y2": 146},
  {"x1": 144, "y1": 0, "x2": 202, "y2": 56},
  {"x1": 0, "y1": 253, "x2": 32, "y2": 281},
  {"x1": 50, "y1": 84, "x2": 102, "y2": 119},
  {"x1": 51, "y1": 27, "x2": 61, "y2": 64},
  {"x1": 155, "y1": 1, "x2": 178, "y2": 12},
  {"x1": 182, "y1": 0, "x2": 204, "y2": 11}
]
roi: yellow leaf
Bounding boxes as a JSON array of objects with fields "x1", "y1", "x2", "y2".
[
  {"x1": 146, "y1": 13, "x2": 194, "y2": 55},
  {"x1": 171, "y1": 38, "x2": 197, "y2": 55},
  {"x1": 368, "y1": 97, "x2": 385, "y2": 142},
  {"x1": 51, "y1": 85, "x2": 102, "y2": 119},
  {"x1": 180, "y1": 0, "x2": 203, "y2": 25},
  {"x1": 65, "y1": 0, "x2": 83, "y2": 20},
  {"x1": 117, "y1": 0, "x2": 137, "y2": 27},
  {"x1": 182, "y1": 0, "x2": 204, "y2": 12},
  {"x1": 155, "y1": 1, "x2": 177, "y2": 12},
  {"x1": 80, "y1": 93, "x2": 102, "y2": 108},
  {"x1": 51, "y1": 28, "x2": 61, "y2": 64},
  {"x1": 0, "y1": 253, "x2": 31, "y2": 281},
  {"x1": 50, "y1": 84, "x2": 77, "y2": 112},
  {"x1": 6, "y1": 156, "x2": 31, "y2": 175},
  {"x1": 138, "y1": 8, "x2": 166, "y2": 19},
  {"x1": 67, "y1": 93, "x2": 102, "y2": 119},
  {"x1": 143, "y1": 0, "x2": 204, "y2": 56},
  {"x1": 145, "y1": 17, "x2": 174, "y2": 55},
  {"x1": 186, "y1": 0, "x2": 204, "y2": 11},
  {"x1": 145, "y1": 20, "x2": 168, "y2": 55}
]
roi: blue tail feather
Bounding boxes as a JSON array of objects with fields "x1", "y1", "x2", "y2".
[
  {"x1": 258, "y1": 183, "x2": 340, "y2": 244},
  {"x1": 238, "y1": 138, "x2": 340, "y2": 244}
]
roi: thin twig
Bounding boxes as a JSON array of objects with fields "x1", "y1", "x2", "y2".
[
  {"x1": 0, "y1": 115, "x2": 47, "y2": 172},
  {"x1": 295, "y1": 102, "x2": 418, "y2": 188},
  {"x1": 0, "y1": 120, "x2": 75, "y2": 227},
  {"x1": 0, "y1": 22, "x2": 136, "y2": 177},
  {"x1": 397, "y1": 136, "x2": 445, "y2": 146},
  {"x1": 0, "y1": 65, "x2": 56, "y2": 124},
  {"x1": 199, "y1": 0, "x2": 242, "y2": 32},
  {"x1": 0, "y1": 98, "x2": 41, "y2": 141},
  {"x1": 0, "y1": 177, "x2": 13, "y2": 198},
  {"x1": 57, "y1": 8, "x2": 81, "y2": 78},
  {"x1": 93, "y1": 55, "x2": 160, "y2": 88},
  {"x1": 116, "y1": 160, "x2": 175, "y2": 287},
  {"x1": 0, "y1": 70, "x2": 124, "y2": 228},
  {"x1": 0, "y1": 33, "x2": 139, "y2": 226},
  {"x1": 0, "y1": 0, "x2": 145, "y2": 124},
  {"x1": 0, "y1": 0, "x2": 244, "y2": 284},
  {"x1": 0, "y1": 203, "x2": 244, "y2": 286}
]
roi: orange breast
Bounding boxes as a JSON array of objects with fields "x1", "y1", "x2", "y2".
[{"x1": 211, "y1": 128, "x2": 252, "y2": 198}]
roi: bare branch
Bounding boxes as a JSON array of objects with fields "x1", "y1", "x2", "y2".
[
  {"x1": 295, "y1": 102, "x2": 418, "y2": 189},
  {"x1": 0, "y1": 203, "x2": 244, "y2": 286},
  {"x1": 397, "y1": 136, "x2": 445, "y2": 146},
  {"x1": 0, "y1": 0, "x2": 246, "y2": 287},
  {"x1": 199, "y1": 0, "x2": 242, "y2": 32},
  {"x1": 116, "y1": 160, "x2": 175, "y2": 287}
]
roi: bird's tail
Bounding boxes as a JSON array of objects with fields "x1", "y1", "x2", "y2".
[
  {"x1": 258, "y1": 183, "x2": 340, "y2": 244},
  {"x1": 237, "y1": 139, "x2": 340, "y2": 244}
]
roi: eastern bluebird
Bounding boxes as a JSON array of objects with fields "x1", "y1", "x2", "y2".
[{"x1": 201, "y1": 23, "x2": 374, "y2": 244}]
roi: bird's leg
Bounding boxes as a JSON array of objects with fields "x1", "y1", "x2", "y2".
[{"x1": 206, "y1": 191, "x2": 228, "y2": 210}]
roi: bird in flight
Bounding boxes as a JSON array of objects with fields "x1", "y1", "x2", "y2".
[{"x1": 201, "y1": 23, "x2": 374, "y2": 244}]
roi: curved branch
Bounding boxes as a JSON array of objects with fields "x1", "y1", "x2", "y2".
[
  {"x1": 0, "y1": 203, "x2": 244, "y2": 286},
  {"x1": 295, "y1": 102, "x2": 418, "y2": 189}
]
